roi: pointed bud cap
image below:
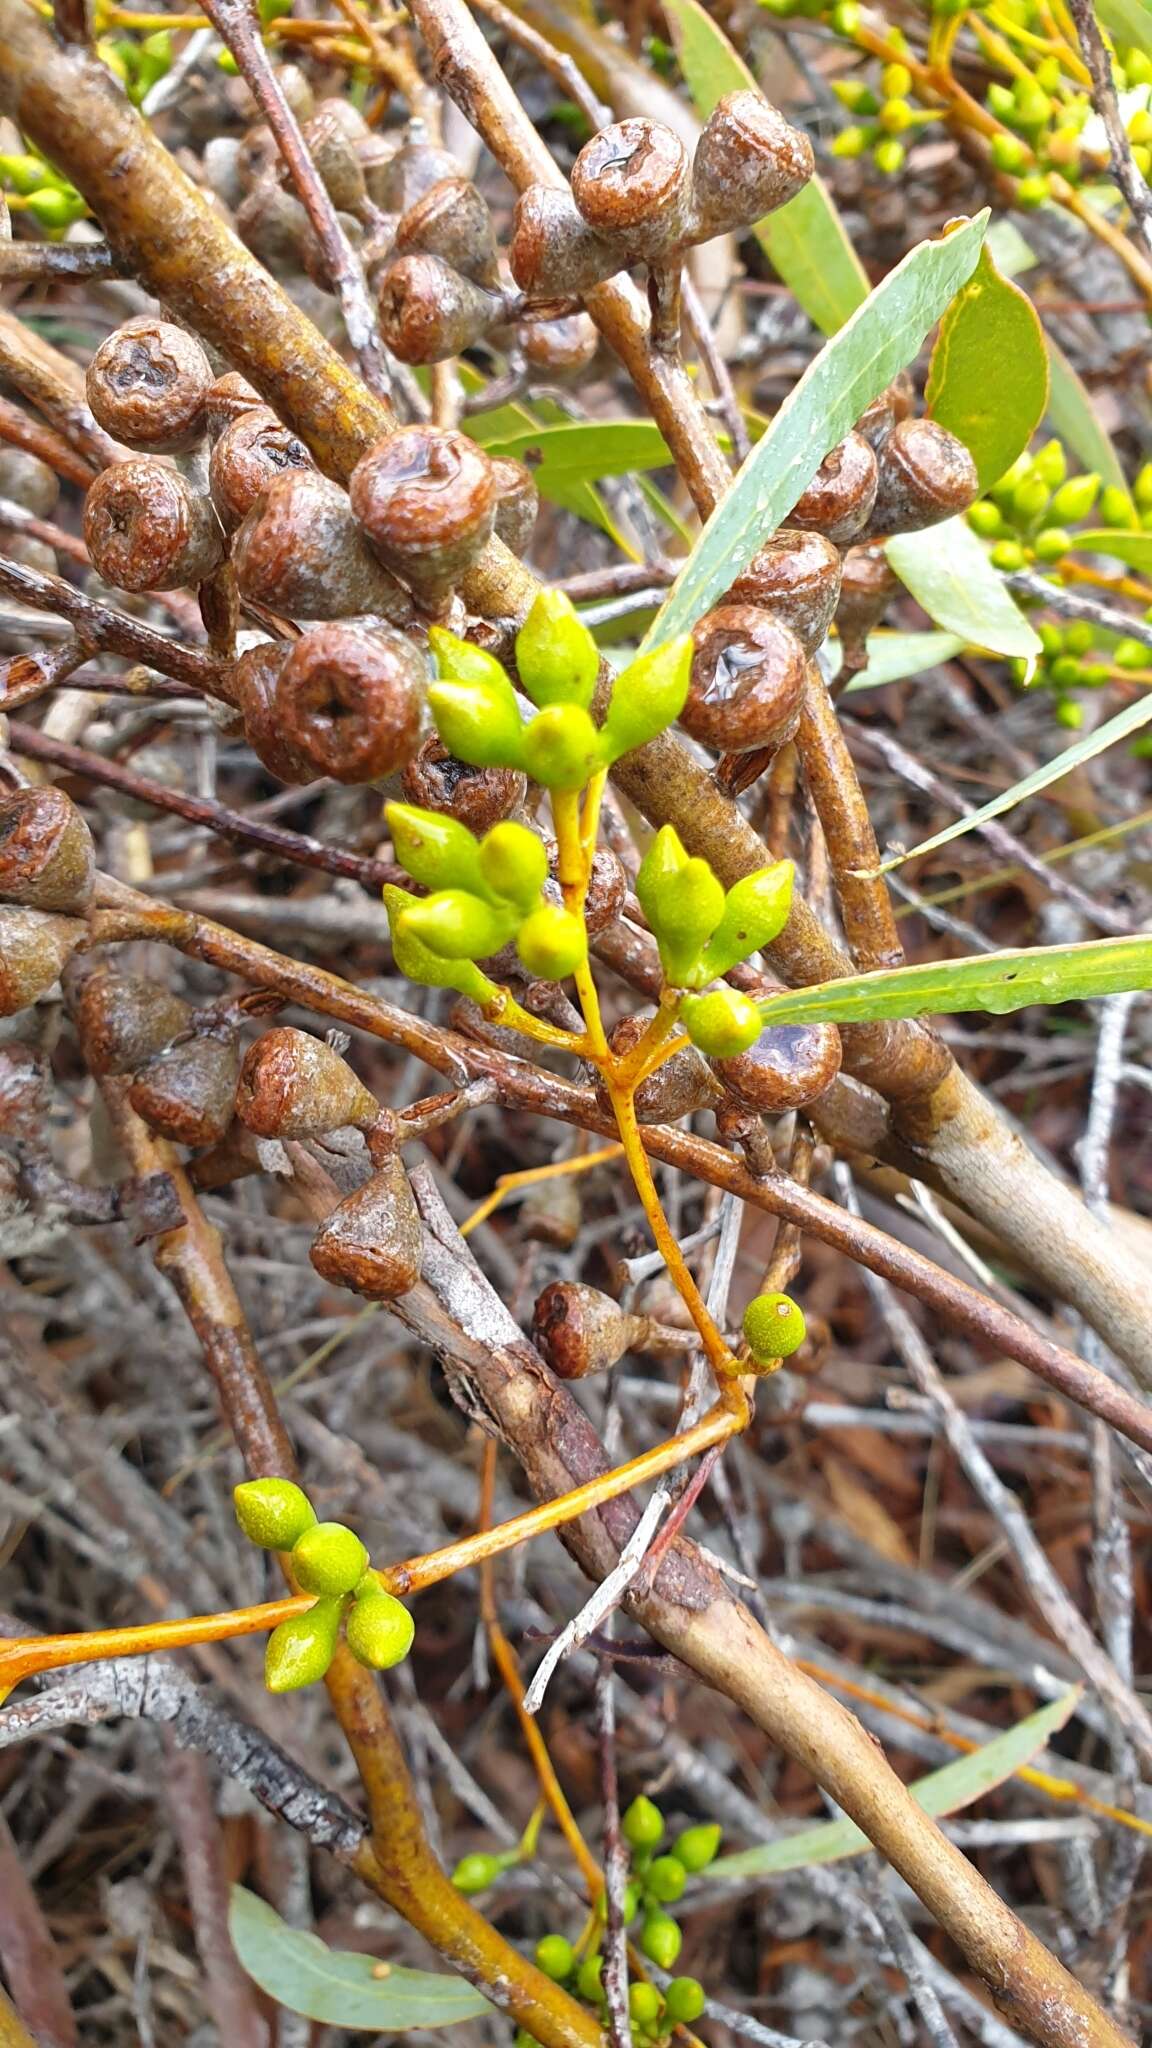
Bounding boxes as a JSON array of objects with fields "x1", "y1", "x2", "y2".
[
  {"x1": 694, "y1": 863, "x2": 794, "y2": 983},
  {"x1": 681, "y1": 987, "x2": 762, "y2": 1058},
  {"x1": 234, "y1": 1477, "x2": 317, "y2": 1550},
  {"x1": 399, "y1": 888, "x2": 516, "y2": 962},
  {"x1": 385, "y1": 801, "x2": 485, "y2": 895},
  {"x1": 345, "y1": 1584, "x2": 415, "y2": 1670},
  {"x1": 601, "y1": 636, "x2": 693, "y2": 760},
  {"x1": 521, "y1": 704, "x2": 604, "y2": 791},
  {"x1": 264, "y1": 1596, "x2": 343, "y2": 1692},
  {"x1": 515, "y1": 590, "x2": 599, "y2": 711}
]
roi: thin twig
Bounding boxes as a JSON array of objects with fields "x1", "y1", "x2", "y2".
[{"x1": 1066, "y1": 0, "x2": 1152, "y2": 268}]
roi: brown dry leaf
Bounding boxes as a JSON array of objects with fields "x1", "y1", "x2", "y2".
[{"x1": 822, "y1": 1451, "x2": 917, "y2": 1565}]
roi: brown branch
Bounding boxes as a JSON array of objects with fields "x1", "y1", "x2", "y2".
[
  {"x1": 0, "y1": 392, "x2": 97, "y2": 489},
  {"x1": 165, "y1": 1748, "x2": 270, "y2": 2048},
  {"x1": 0, "y1": 555, "x2": 227, "y2": 694},
  {"x1": 0, "y1": 239, "x2": 115, "y2": 279},
  {"x1": 0, "y1": 307, "x2": 121, "y2": 470}
]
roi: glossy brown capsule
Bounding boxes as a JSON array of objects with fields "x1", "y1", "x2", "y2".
[
  {"x1": 128, "y1": 1030, "x2": 241, "y2": 1148},
  {"x1": 490, "y1": 456, "x2": 539, "y2": 555},
  {"x1": 70, "y1": 968, "x2": 191, "y2": 1076},
  {"x1": 203, "y1": 371, "x2": 264, "y2": 442},
  {"x1": 787, "y1": 433, "x2": 878, "y2": 547},
  {"x1": 0, "y1": 786, "x2": 94, "y2": 914},
  {"x1": 85, "y1": 316, "x2": 213, "y2": 453},
  {"x1": 401, "y1": 735, "x2": 525, "y2": 832},
  {"x1": 84, "y1": 459, "x2": 225, "y2": 593},
  {"x1": 209, "y1": 409, "x2": 314, "y2": 532},
  {"x1": 0, "y1": 908, "x2": 86, "y2": 1018},
  {"x1": 236, "y1": 1027, "x2": 379, "y2": 1138},
  {"x1": 689, "y1": 90, "x2": 814, "y2": 239},
  {"x1": 571, "y1": 118, "x2": 691, "y2": 262},
  {"x1": 595, "y1": 1012, "x2": 717, "y2": 1124},
  {"x1": 272, "y1": 620, "x2": 426, "y2": 784},
  {"x1": 393, "y1": 176, "x2": 500, "y2": 288},
  {"x1": 834, "y1": 545, "x2": 901, "y2": 663},
  {"x1": 518, "y1": 312, "x2": 599, "y2": 379},
  {"x1": 508, "y1": 185, "x2": 618, "y2": 303},
  {"x1": 350, "y1": 426, "x2": 497, "y2": 609},
  {"x1": 296, "y1": 104, "x2": 367, "y2": 214},
  {"x1": 232, "y1": 640, "x2": 314, "y2": 786},
  {"x1": 865, "y1": 417, "x2": 979, "y2": 538},
  {"x1": 371, "y1": 132, "x2": 460, "y2": 214},
  {"x1": 726, "y1": 528, "x2": 842, "y2": 654},
  {"x1": 377, "y1": 252, "x2": 504, "y2": 366},
  {"x1": 683, "y1": 604, "x2": 807, "y2": 754},
  {"x1": 233, "y1": 469, "x2": 413, "y2": 624},
  {"x1": 309, "y1": 1155, "x2": 422, "y2": 1299},
  {"x1": 709, "y1": 1020, "x2": 842, "y2": 1114},
  {"x1": 533, "y1": 1281, "x2": 645, "y2": 1380}
]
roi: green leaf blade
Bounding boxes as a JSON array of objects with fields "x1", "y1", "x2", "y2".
[
  {"x1": 230, "y1": 1888, "x2": 495, "y2": 2029},
  {"x1": 926, "y1": 245, "x2": 1049, "y2": 490},
  {"x1": 885, "y1": 519, "x2": 1041, "y2": 658},
  {"x1": 753, "y1": 937, "x2": 1152, "y2": 1030},
  {"x1": 1045, "y1": 337, "x2": 1126, "y2": 490}
]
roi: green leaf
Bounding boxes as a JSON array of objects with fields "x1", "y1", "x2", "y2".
[
  {"x1": 480, "y1": 421, "x2": 675, "y2": 484},
  {"x1": 885, "y1": 519, "x2": 1041, "y2": 658},
  {"x1": 1065, "y1": 527, "x2": 1152, "y2": 570},
  {"x1": 872, "y1": 683, "x2": 1152, "y2": 872},
  {"x1": 662, "y1": 0, "x2": 869, "y2": 335},
  {"x1": 642, "y1": 213, "x2": 989, "y2": 653},
  {"x1": 1097, "y1": 0, "x2": 1152, "y2": 54},
  {"x1": 1045, "y1": 337, "x2": 1126, "y2": 490},
  {"x1": 230, "y1": 1887, "x2": 495, "y2": 2028},
  {"x1": 834, "y1": 630, "x2": 966, "y2": 691},
  {"x1": 926, "y1": 245, "x2": 1049, "y2": 490},
  {"x1": 753, "y1": 937, "x2": 1152, "y2": 1029},
  {"x1": 708, "y1": 1689, "x2": 1081, "y2": 1880}
]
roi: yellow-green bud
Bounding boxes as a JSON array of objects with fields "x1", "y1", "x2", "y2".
[
  {"x1": 385, "y1": 885, "x2": 503, "y2": 1003},
  {"x1": 452, "y1": 1852, "x2": 504, "y2": 1894},
  {"x1": 1133, "y1": 461, "x2": 1152, "y2": 510},
  {"x1": 601, "y1": 636, "x2": 693, "y2": 761},
  {"x1": 743, "y1": 1290, "x2": 807, "y2": 1364},
  {"x1": 680, "y1": 987, "x2": 762, "y2": 1058},
  {"x1": 640, "y1": 1916, "x2": 682, "y2": 1970},
  {"x1": 292, "y1": 1520, "x2": 369, "y2": 1596},
  {"x1": 881, "y1": 61, "x2": 912, "y2": 95},
  {"x1": 649, "y1": 855, "x2": 725, "y2": 984},
  {"x1": 990, "y1": 539, "x2": 1026, "y2": 571},
  {"x1": 1114, "y1": 637, "x2": 1148, "y2": 669},
  {"x1": 1055, "y1": 699, "x2": 1083, "y2": 728},
  {"x1": 345, "y1": 1584, "x2": 415, "y2": 1670},
  {"x1": 630, "y1": 1980, "x2": 665, "y2": 2024},
  {"x1": 535, "y1": 1936, "x2": 575, "y2": 1982},
  {"x1": 516, "y1": 903, "x2": 587, "y2": 979},
  {"x1": 694, "y1": 863, "x2": 794, "y2": 984},
  {"x1": 234, "y1": 1478, "x2": 317, "y2": 1550},
  {"x1": 1011, "y1": 476, "x2": 1049, "y2": 525},
  {"x1": 831, "y1": 125, "x2": 871, "y2": 159},
  {"x1": 1033, "y1": 526, "x2": 1070, "y2": 561},
  {"x1": 991, "y1": 131, "x2": 1027, "y2": 172},
  {"x1": 879, "y1": 97, "x2": 915, "y2": 134},
  {"x1": 428, "y1": 679, "x2": 524, "y2": 771},
  {"x1": 521, "y1": 704, "x2": 603, "y2": 790},
  {"x1": 665, "y1": 1979, "x2": 707, "y2": 2025},
  {"x1": 398, "y1": 889, "x2": 515, "y2": 961},
  {"x1": 0, "y1": 152, "x2": 51, "y2": 195},
  {"x1": 622, "y1": 1794, "x2": 664, "y2": 1848},
  {"x1": 385, "y1": 802, "x2": 484, "y2": 895},
  {"x1": 515, "y1": 589, "x2": 599, "y2": 711},
  {"x1": 967, "y1": 499, "x2": 1004, "y2": 538},
  {"x1": 1049, "y1": 473, "x2": 1099, "y2": 523},
  {"x1": 645, "y1": 1855, "x2": 687, "y2": 1904},
  {"x1": 673, "y1": 1823, "x2": 722, "y2": 1872},
  {"x1": 265, "y1": 1596, "x2": 343, "y2": 1692},
  {"x1": 1015, "y1": 173, "x2": 1050, "y2": 207},
  {"x1": 478, "y1": 820, "x2": 548, "y2": 907},
  {"x1": 1099, "y1": 485, "x2": 1137, "y2": 527},
  {"x1": 872, "y1": 137, "x2": 906, "y2": 174}
]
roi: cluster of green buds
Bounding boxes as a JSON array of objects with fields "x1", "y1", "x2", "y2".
[
  {"x1": 386, "y1": 802, "x2": 583, "y2": 982},
  {"x1": 96, "y1": 28, "x2": 173, "y2": 104},
  {"x1": 0, "y1": 147, "x2": 87, "y2": 235},
  {"x1": 829, "y1": 51, "x2": 941, "y2": 179},
  {"x1": 233, "y1": 1479, "x2": 414, "y2": 1692},
  {"x1": 983, "y1": 43, "x2": 1152, "y2": 204},
  {"x1": 969, "y1": 440, "x2": 1152, "y2": 570},
  {"x1": 512, "y1": 1799, "x2": 718, "y2": 2044},
  {"x1": 636, "y1": 825, "x2": 794, "y2": 1056}
]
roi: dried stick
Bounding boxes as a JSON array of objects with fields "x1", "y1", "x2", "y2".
[
  {"x1": 0, "y1": 1812, "x2": 77, "y2": 2048},
  {"x1": 797, "y1": 661, "x2": 905, "y2": 971},
  {"x1": 1066, "y1": 0, "x2": 1152, "y2": 268},
  {"x1": 0, "y1": 239, "x2": 116, "y2": 280},
  {"x1": 0, "y1": 307, "x2": 121, "y2": 470},
  {"x1": 165, "y1": 1748, "x2": 269, "y2": 2048},
  {"x1": 0, "y1": 391, "x2": 97, "y2": 488},
  {"x1": 0, "y1": 556, "x2": 227, "y2": 694}
]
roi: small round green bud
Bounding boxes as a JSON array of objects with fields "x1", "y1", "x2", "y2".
[
  {"x1": 665, "y1": 1978, "x2": 707, "y2": 2024},
  {"x1": 1015, "y1": 173, "x2": 1050, "y2": 207},
  {"x1": 216, "y1": 46, "x2": 241, "y2": 71},
  {"x1": 1064, "y1": 621, "x2": 1094, "y2": 654},
  {"x1": 1038, "y1": 622, "x2": 1064, "y2": 656},
  {"x1": 1033, "y1": 526, "x2": 1071, "y2": 561},
  {"x1": 987, "y1": 82, "x2": 1018, "y2": 122},
  {"x1": 521, "y1": 704, "x2": 604, "y2": 790},
  {"x1": 1049, "y1": 653, "x2": 1085, "y2": 686},
  {"x1": 234, "y1": 1478, "x2": 317, "y2": 1550},
  {"x1": 516, "y1": 590, "x2": 599, "y2": 711},
  {"x1": 399, "y1": 889, "x2": 514, "y2": 961},
  {"x1": 516, "y1": 904, "x2": 588, "y2": 980},
  {"x1": 872, "y1": 137, "x2": 906, "y2": 174},
  {"x1": 990, "y1": 539, "x2": 1027, "y2": 571},
  {"x1": 681, "y1": 988, "x2": 762, "y2": 1058},
  {"x1": 427, "y1": 679, "x2": 525, "y2": 772},
  {"x1": 645, "y1": 1855, "x2": 687, "y2": 1905},
  {"x1": 1049, "y1": 473, "x2": 1099, "y2": 524},
  {"x1": 345, "y1": 1586, "x2": 415, "y2": 1670},
  {"x1": 265, "y1": 1596, "x2": 343, "y2": 1692},
  {"x1": 0, "y1": 151, "x2": 52, "y2": 195},
  {"x1": 478, "y1": 821, "x2": 548, "y2": 908},
  {"x1": 1100, "y1": 485, "x2": 1137, "y2": 527},
  {"x1": 967, "y1": 500, "x2": 1004, "y2": 537},
  {"x1": 830, "y1": 124, "x2": 871, "y2": 159},
  {"x1": 623, "y1": 1795, "x2": 665, "y2": 1850},
  {"x1": 623, "y1": 1882, "x2": 640, "y2": 1922},
  {"x1": 576, "y1": 1955, "x2": 604, "y2": 2001},
  {"x1": 629, "y1": 1982, "x2": 664, "y2": 2025},
  {"x1": 452, "y1": 1852, "x2": 503, "y2": 1894},
  {"x1": 291, "y1": 1520, "x2": 369, "y2": 1596},
  {"x1": 833, "y1": 78, "x2": 878, "y2": 112},
  {"x1": 1080, "y1": 663, "x2": 1111, "y2": 687},
  {"x1": 535, "y1": 1935, "x2": 576, "y2": 1981},
  {"x1": 1133, "y1": 462, "x2": 1152, "y2": 510},
  {"x1": 831, "y1": 0, "x2": 861, "y2": 31},
  {"x1": 673, "y1": 1823, "x2": 722, "y2": 1873},
  {"x1": 1129, "y1": 732, "x2": 1152, "y2": 757},
  {"x1": 991, "y1": 131, "x2": 1028, "y2": 172},
  {"x1": 1055, "y1": 699, "x2": 1083, "y2": 728},
  {"x1": 879, "y1": 96, "x2": 915, "y2": 134},
  {"x1": 1035, "y1": 444, "x2": 1068, "y2": 492},
  {"x1": 1011, "y1": 476, "x2": 1050, "y2": 525},
  {"x1": 1128, "y1": 47, "x2": 1152, "y2": 82},
  {"x1": 881, "y1": 60, "x2": 912, "y2": 94},
  {"x1": 640, "y1": 1914, "x2": 682, "y2": 1968},
  {"x1": 386, "y1": 802, "x2": 484, "y2": 895},
  {"x1": 1113, "y1": 637, "x2": 1148, "y2": 670},
  {"x1": 27, "y1": 187, "x2": 83, "y2": 230},
  {"x1": 743, "y1": 1291, "x2": 808, "y2": 1364}
]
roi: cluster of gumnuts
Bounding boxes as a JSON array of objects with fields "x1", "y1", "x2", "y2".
[
  {"x1": 233, "y1": 1476, "x2": 414, "y2": 1691},
  {"x1": 455, "y1": 1796, "x2": 718, "y2": 2044}
]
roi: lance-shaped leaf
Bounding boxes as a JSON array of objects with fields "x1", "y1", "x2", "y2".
[
  {"x1": 886, "y1": 518, "x2": 1041, "y2": 659},
  {"x1": 230, "y1": 1888, "x2": 495, "y2": 2028},
  {"x1": 752, "y1": 936, "x2": 1152, "y2": 1028}
]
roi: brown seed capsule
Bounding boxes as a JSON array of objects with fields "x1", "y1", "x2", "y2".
[
  {"x1": 209, "y1": 409, "x2": 314, "y2": 532},
  {"x1": 865, "y1": 417, "x2": 979, "y2": 538},
  {"x1": 508, "y1": 186, "x2": 618, "y2": 302},
  {"x1": 0, "y1": 448, "x2": 59, "y2": 519},
  {"x1": 236, "y1": 181, "x2": 311, "y2": 274},
  {"x1": 203, "y1": 371, "x2": 264, "y2": 442},
  {"x1": 128, "y1": 1029, "x2": 241, "y2": 1148},
  {"x1": 520, "y1": 1173, "x2": 583, "y2": 1249},
  {"x1": 70, "y1": 967, "x2": 192, "y2": 1075},
  {"x1": 518, "y1": 312, "x2": 599, "y2": 379},
  {"x1": 0, "y1": 1041, "x2": 49, "y2": 1143},
  {"x1": 726, "y1": 528, "x2": 842, "y2": 654},
  {"x1": 236, "y1": 122, "x2": 280, "y2": 195},
  {"x1": 377, "y1": 252, "x2": 505, "y2": 365},
  {"x1": 683, "y1": 604, "x2": 807, "y2": 754},
  {"x1": 83, "y1": 459, "x2": 225, "y2": 593},
  {"x1": 309, "y1": 1154, "x2": 422, "y2": 1299},
  {"x1": 393, "y1": 177, "x2": 500, "y2": 288},
  {"x1": 350, "y1": 426, "x2": 497, "y2": 610},
  {"x1": 689, "y1": 90, "x2": 814, "y2": 239},
  {"x1": 709, "y1": 1020, "x2": 842, "y2": 1114},
  {"x1": 295, "y1": 103, "x2": 367, "y2": 214},
  {"x1": 233, "y1": 469, "x2": 413, "y2": 624},
  {"x1": 533, "y1": 1281, "x2": 646, "y2": 1380},
  {"x1": 273, "y1": 621, "x2": 425, "y2": 784},
  {"x1": 835, "y1": 544, "x2": 900, "y2": 662},
  {"x1": 85, "y1": 316, "x2": 214, "y2": 453},
  {"x1": 232, "y1": 640, "x2": 314, "y2": 785},
  {"x1": 401, "y1": 736, "x2": 525, "y2": 832},
  {"x1": 372, "y1": 132, "x2": 460, "y2": 214},
  {"x1": 571, "y1": 118, "x2": 692, "y2": 262},
  {"x1": 0, "y1": 786, "x2": 94, "y2": 914},
  {"x1": 0, "y1": 907, "x2": 85, "y2": 1017},
  {"x1": 490, "y1": 456, "x2": 539, "y2": 555},
  {"x1": 594, "y1": 1012, "x2": 717, "y2": 1124},
  {"x1": 787, "y1": 433, "x2": 878, "y2": 547},
  {"x1": 236, "y1": 1027, "x2": 379, "y2": 1138}
]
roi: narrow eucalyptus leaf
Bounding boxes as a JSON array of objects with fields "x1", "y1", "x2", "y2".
[
  {"x1": 229, "y1": 1888, "x2": 494, "y2": 2027},
  {"x1": 755, "y1": 937, "x2": 1152, "y2": 1028}
]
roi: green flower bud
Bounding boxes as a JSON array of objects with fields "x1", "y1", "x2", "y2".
[
  {"x1": 1055, "y1": 699, "x2": 1083, "y2": 728},
  {"x1": 452, "y1": 1852, "x2": 503, "y2": 1894},
  {"x1": 1014, "y1": 173, "x2": 1050, "y2": 207},
  {"x1": 1135, "y1": 141, "x2": 1152, "y2": 176},
  {"x1": 1064, "y1": 621, "x2": 1094, "y2": 653},
  {"x1": 635, "y1": 823, "x2": 685, "y2": 921},
  {"x1": 987, "y1": 82, "x2": 1018, "y2": 122},
  {"x1": 879, "y1": 96, "x2": 915, "y2": 134},
  {"x1": 673, "y1": 1823, "x2": 722, "y2": 1872},
  {"x1": 398, "y1": 889, "x2": 516, "y2": 961},
  {"x1": 1129, "y1": 732, "x2": 1152, "y2": 757},
  {"x1": 516, "y1": 904, "x2": 588, "y2": 980},
  {"x1": 645, "y1": 1855, "x2": 687, "y2": 1905},
  {"x1": 385, "y1": 802, "x2": 485, "y2": 896},
  {"x1": 384, "y1": 885, "x2": 501, "y2": 1002},
  {"x1": 1133, "y1": 462, "x2": 1152, "y2": 510},
  {"x1": 601, "y1": 637, "x2": 693, "y2": 761},
  {"x1": 1033, "y1": 526, "x2": 1070, "y2": 561},
  {"x1": 576, "y1": 1955, "x2": 604, "y2": 2001},
  {"x1": 1049, "y1": 473, "x2": 1099, "y2": 524},
  {"x1": 345, "y1": 1585, "x2": 415, "y2": 1670},
  {"x1": 1011, "y1": 477, "x2": 1049, "y2": 525},
  {"x1": 680, "y1": 987, "x2": 762, "y2": 1058},
  {"x1": 27, "y1": 187, "x2": 84, "y2": 231},
  {"x1": 665, "y1": 1977, "x2": 707, "y2": 2024},
  {"x1": 292, "y1": 1520, "x2": 369, "y2": 1596},
  {"x1": 234, "y1": 1478, "x2": 317, "y2": 1550},
  {"x1": 516, "y1": 590, "x2": 599, "y2": 711},
  {"x1": 831, "y1": 124, "x2": 872, "y2": 159},
  {"x1": 694, "y1": 862, "x2": 794, "y2": 984},
  {"x1": 832, "y1": 78, "x2": 877, "y2": 113},
  {"x1": 1114, "y1": 637, "x2": 1148, "y2": 669},
  {"x1": 967, "y1": 500, "x2": 1004, "y2": 537},
  {"x1": 831, "y1": 0, "x2": 861, "y2": 30},
  {"x1": 881, "y1": 60, "x2": 912, "y2": 94},
  {"x1": 265, "y1": 1596, "x2": 343, "y2": 1692},
  {"x1": 429, "y1": 625, "x2": 513, "y2": 693},
  {"x1": 0, "y1": 151, "x2": 52, "y2": 195},
  {"x1": 991, "y1": 131, "x2": 1028, "y2": 171},
  {"x1": 535, "y1": 1935, "x2": 576, "y2": 1981},
  {"x1": 629, "y1": 1981, "x2": 664, "y2": 2025},
  {"x1": 640, "y1": 1914, "x2": 682, "y2": 1969},
  {"x1": 649, "y1": 856, "x2": 726, "y2": 985},
  {"x1": 872, "y1": 137, "x2": 906, "y2": 174},
  {"x1": 260, "y1": 0, "x2": 294, "y2": 18},
  {"x1": 1128, "y1": 48, "x2": 1152, "y2": 83},
  {"x1": 216, "y1": 46, "x2": 241, "y2": 71},
  {"x1": 478, "y1": 820, "x2": 549, "y2": 908},
  {"x1": 514, "y1": 2034, "x2": 542, "y2": 2048},
  {"x1": 1038, "y1": 623, "x2": 1064, "y2": 656},
  {"x1": 622, "y1": 1794, "x2": 665, "y2": 1849},
  {"x1": 1080, "y1": 662, "x2": 1111, "y2": 687},
  {"x1": 136, "y1": 28, "x2": 173, "y2": 84},
  {"x1": 1013, "y1": 84, "x2": 1052, "y2": 130},
  {"x1": 428, "y1": 679, "x2": 524, "y2": 771},
  {"x1": 623, "y1": 1881, "x2": 641, "y2": 1921},
  {"x1": 521, "y1": 704, "x2": 604, "y2": 790},
  {"x1": 1099, "y1": 485, "x2": 1137, "y2": 527},
  {"x1": 1035, "y1": 54, "x2": 1060, "y2": 89},
  {"x1": 990, "y1": 539, "x2": 1026, "y2": 571},
  {"x1": 743, "y1": 1291, "x2": 807, "y2": 1364},
  {"x1": 1049, "y1": 653, "x2": 1085, "y2": 686}
]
